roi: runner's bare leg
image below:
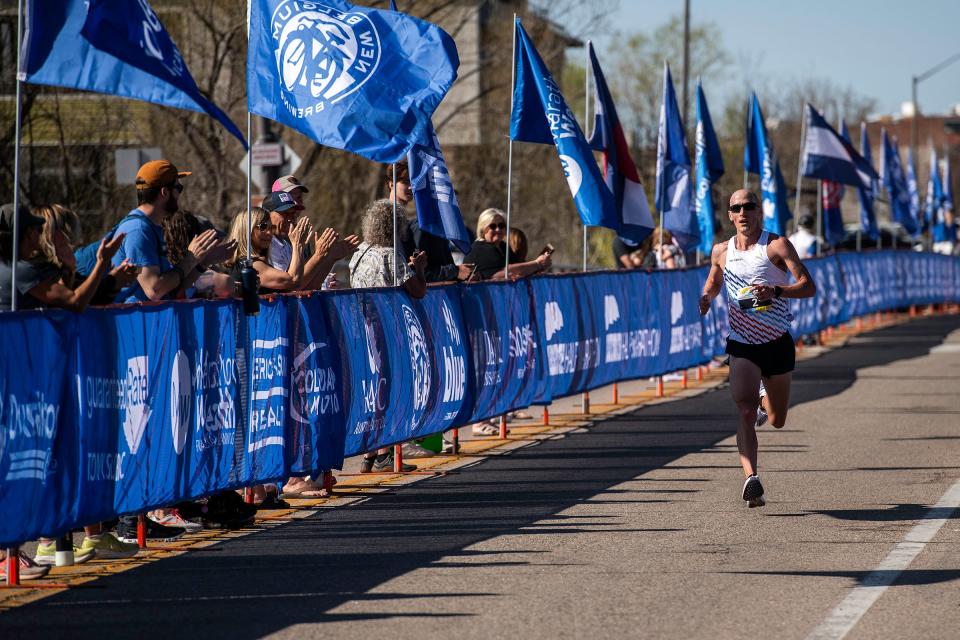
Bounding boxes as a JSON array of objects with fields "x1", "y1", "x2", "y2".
[
  {"x1": 760, "y1": 372, "x2": 792, "y2": 428},
  {"x1": 729, "y1": 355, "x2": 762, "y2": 477}
]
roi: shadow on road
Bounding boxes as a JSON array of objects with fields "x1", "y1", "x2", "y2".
[{"x1": 5, "y1": 316, "x2": 959, "y2": 638}]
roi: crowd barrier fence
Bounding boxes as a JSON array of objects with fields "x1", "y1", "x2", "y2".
[{"x1": 2, "y1": 250, "x2": 960, "y2": 546}]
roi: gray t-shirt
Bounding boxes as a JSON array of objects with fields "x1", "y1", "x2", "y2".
[{"x1": 0, "y1": 259, "x2": 60, "y2": 311}]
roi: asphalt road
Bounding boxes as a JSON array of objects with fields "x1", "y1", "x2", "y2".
[{"x1": 4, "y1": 315, "x2": 960, "y2": 639}]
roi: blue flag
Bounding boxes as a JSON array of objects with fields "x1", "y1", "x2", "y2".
[
  {"x1": 509, "y1": 20, "x2": 618, "y2": 233},
  {"x1": 906, "y1": 145, "x2": 923, "y2": 235},
  {"x1": 407, "y1": 123, "x2": 471, "y2": 253},
  {"x1": 801, "y1": 104, "x2": 878, "y2": 187},
  {"x1": 880, "y1": 130, "x2": 918, "y2": 236},
  {"x1": 744, "y1": 93, "x2": 788, "y2": 234},
  {"x1": 857, "y1": 123, "x2": 879, "y2": 241},
  {"x1": 248, "y1": 0, "x2": 458, "y2": 163},
  {"x1": 19, "y1": 0, "x2": 245, "y2": 146},
  {"x1": 655, "y1": 64, "x2": 697, "y2": 249},
  {"x1": 819, "y1": 119, "x2": 848, "y2": 247},
  {"x1": 693, "y1": 81, "x2": 725, "y2": 256},
  {"x1": 925, "y1": 147, "x2": 948, "y2": 242},
  {"x1": 586, "y1": 42, "x2": 654, "y2": 243},
  {"x1": 389, "y1": 0, "x2": 398, "y2": 9}
]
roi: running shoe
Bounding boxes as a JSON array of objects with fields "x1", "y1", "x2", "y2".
[
  {"x1": 401, "y1": 442, "x2": 435, "y2": 459},
  {"x1": 755, "y1": 405, "x2": 768, "y2": 428},
  {"x1": 149, "y1": 510, "x2": 203, "y2": 533},
  {"x1": 33, "y1": 541, "x2": 95, "y2": 566},
  {"x1": 741, "y1": 475, "x2": 765, "y2": 503},
  {"x1": 0, "y1": 551, "x2": 50, "y2": 580},
  {"x1": 115, "y1": 516, "x2": 185, "y2": 543},
  {"x1": 747, "y1": 495, "x2": 766, "y2": 508},
  {"x1": 78, "y1": 533, "x2": 141, "y2": 559},
  {"x1": 473, "y1": 423, "x2": 506, "y2": 436}
]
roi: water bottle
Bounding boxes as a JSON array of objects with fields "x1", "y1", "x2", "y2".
[{"x1": 240, "y1": 260, "x2": 260, "y2": 316}]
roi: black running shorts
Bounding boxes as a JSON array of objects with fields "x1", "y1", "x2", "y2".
[{"x1": 725, "y1": 331, "x2": 795, "y2": 377}]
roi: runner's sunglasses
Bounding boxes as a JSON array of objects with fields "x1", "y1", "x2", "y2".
[{"x1": 728, "y1": 202, "x2": 758, "y2": 213}]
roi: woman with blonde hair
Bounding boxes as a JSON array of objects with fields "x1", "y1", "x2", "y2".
[
  {"x1": 34, "y1": 204, "x2": 138, "y2": 305},
  {"x1": 464, "y1": 208, "x2": 551, "y2": 280}
]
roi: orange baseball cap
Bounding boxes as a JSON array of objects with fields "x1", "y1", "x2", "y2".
[{"x1": 135, "y1": 160, "x2": 192, "y2": 189}]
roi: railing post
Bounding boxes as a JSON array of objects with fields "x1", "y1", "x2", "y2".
[
  {"x1": 450, "y1": 427, "x2": 459, "y2": 454},
  {"x1": 542, "y1": 406, "x2": 549, "y2": 425},
  {"x1": 5, "y1": 547, "x2": 19, "y2": 585},
  {"x1": 393, "y1": 444, "x2": 403, "y2": 472},
  {"x1": 499, "y1": 415, "x2": 508, "y2": 439},
  {"x1": 582, "y1": 391, "x2": 590, "y2": 415},
  {"x1": 681, "y1": 369, "x2": 688, "y2": 389},
  {"x1": 656, "y1": 376, "x2": 664, "y2": 398},
  {"x1": 612, "y1": 382, "x2": 618, "y2": 404},
  {"x1": 137, "y1": 514, "x2": 147, "y2": 549},
  {"x1": 697, "y1": 365, "x2": 704, "y2": 382}
]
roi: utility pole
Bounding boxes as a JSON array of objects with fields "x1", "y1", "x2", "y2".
[
  {"x1": 681, "y1": 0, "x2": 691, "y2": 126},
  {"x1": 911, "y1": 51, "x2": 960, "y2": 165}
]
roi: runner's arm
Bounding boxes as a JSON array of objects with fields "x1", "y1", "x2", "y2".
[
  {"x1": 699, "y1": 243, "x2": 726, "y2": 315},
  {"x1": 762, "y1": 236, "x2": 817, "y2": 300}
]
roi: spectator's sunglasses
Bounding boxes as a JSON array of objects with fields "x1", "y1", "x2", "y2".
[
  {"x1": 487, "y1": 222, "x2": 507, "y2": 231},
  {"x1": 164, "y1": 182, "x2": 184, "y2": 194},
  {"x1": 728, "y1": 202, "x2": 758, "y2": 213},
  {"x1": 255, "y1": 220, "x2": 272, "y2": 232}
]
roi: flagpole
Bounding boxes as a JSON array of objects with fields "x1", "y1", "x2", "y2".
[
  {"x1": 505, "y1": 14, "x2": 517, "y2": 279},
  {"x1": 10, "y1": 0, "x2": 24, "y2": 313},
  {"x1": 794, "y1": 103, "x2": 807, "y2": 235},
  {"x1": 246, "y1": 112, "x2": 252, "y2": 263},
  {"x1": 583, "y1": 41, "x2": 590, "y2": 275},
  {"x1": 392, "y1": 163, "x2": 398, "y2": 286},
  {"x1": 816, "y1": 180, "x2": 823, "y2": 256}
]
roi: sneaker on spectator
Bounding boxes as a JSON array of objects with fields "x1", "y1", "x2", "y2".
[
  {"x1": 115, "y1": 516, "x2": 184, "y2": 543},
  {"x1": 401, "y1": 442, "x2": 434, "y2": 458},
  {"x1": 473, "y1": 423, "x2": 505, "y2": 436},
  {"x1": 372, "y1": 454, "x2": 415, "y2": 473},
  {"x1": 79, "y1": 533, "x2": 140, "y2": 559},
  {"x1": 150, "y1": 510, "x2": 203, "y2": 534},
  {"x1": 33, "y1": 541, "x2": 95, "y2": 566},
  {"x1": 0, "y1": 551, "x2": 50, "y2": 580}
]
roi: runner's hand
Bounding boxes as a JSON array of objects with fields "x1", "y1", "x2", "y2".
[{"x1": 699, "y1": 294, "x2": 711, "y2": 316}]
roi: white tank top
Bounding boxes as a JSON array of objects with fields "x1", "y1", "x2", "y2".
[{"x1": 723, "y1": 231, "x2": 793, "y2": 344}]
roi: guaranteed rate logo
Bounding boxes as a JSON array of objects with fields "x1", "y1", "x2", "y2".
[{"x1": 271, "y1": 1, "x2": 381, "y2": 119}]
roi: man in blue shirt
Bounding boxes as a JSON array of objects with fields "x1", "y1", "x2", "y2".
[{"x1": 113, "y1": 160, "x2": 227, "y2": 303}]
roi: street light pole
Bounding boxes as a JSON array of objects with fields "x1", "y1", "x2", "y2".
[
  {"x1": 681, "y1": 0, "x2": 691, "y2": 126},
  {"x1": 910, "y1": 51, "x2": 960, "y2": 163}
]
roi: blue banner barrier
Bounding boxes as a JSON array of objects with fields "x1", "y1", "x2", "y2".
[{"x1": 2, "y1": 251, "x2": 960, "y2": 545}]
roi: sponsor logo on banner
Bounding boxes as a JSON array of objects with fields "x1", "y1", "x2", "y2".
[
  {"x1": 291, "y1": 340, "x2": 339, "y2": 424},
  {"x1": 544, "y1": 299, "x2": 599, "y2": 377},
  {"x1": 544, "y1": 301, "x2": 564, "y2": 340},
  {"x1": 136, "y1": 0, "x2": 186, "y2": 77},
  {"x1": 249, "y1": 337, "x2": 287, "y2": 453},
  {"x1": 170, "y1": 350, "x2": 192, "y2": 456},
  {"x1": 604, "y1": 293, "x2": 661, "y2": 364},
  {"x1": 194, "y1": 348, "x2": 237, "y2": 453},
  {"x1": 604, "y1": 295, "x2": 620, "y2": 330},
  {"x1": 356, "y1": 305, "x2": 389, "y2": 435},
  {"x1": 0, "y1": 391, "x2": 58, "y2": 482},
  {"x1": 440, "y1": 300, "x2": 465, "y2": 407},
  {"x1": 270, "y1": 1, "x2": 382, "y2": 120},
  {"x1": 560, "y1": 155, "x2": 583, "y2": 196},
  {"x1": 668, "y1": 291, "x2": 702, "y2": 355},
  {"x1": 122, "y1": 356, "x2": 151, "y2": 455},
  {"x1": 401, "y1": 305, "x2": 431, "y2": 417}
]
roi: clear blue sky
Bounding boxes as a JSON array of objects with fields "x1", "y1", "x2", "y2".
[{"x1": 582, "y1": 0, "x2": 960, "y2": 117}]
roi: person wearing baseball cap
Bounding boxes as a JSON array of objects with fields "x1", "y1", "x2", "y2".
[
  {"x1": 271, "y1": 174, "x2": 309, "y2": 211},
  {"x1": 111, "y1": 160, "x2": 230, "y2": 303},
  {"x1": 265, "y1": 177, "x2": 309, "y2": 274},
  {"x1": 1, "y1": 202, "x2": 123, "y2": 312}
]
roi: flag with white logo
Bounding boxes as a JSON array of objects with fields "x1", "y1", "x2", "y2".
[
  {"x1": 693, "y1": 80, "x2": 725, "y2": 256},
  {"x1": 905, "y1": 145, "x2": 923, "y2": 235},
  {"x1": 857, "y1": 123, "x2": 879, "y2": 241},
  {"x1": 879, "y1": 129, "x2": 918, "y2": 236},
  {"x1": 655, "y1": 64, "x2": 697, "y2": 249},
  {"x1": 801, "y1": 104, "x2": 878, "y2": 188},
  {"x1": 744, "y1": 93, "x2": 789, "y2": 235},
  {"x1": 19, "y1": 0, "x2": 245, "y2": 146},
  {"x1": 407, "y1": 122, "x2": 472, "y2": 253},
  {"x1": 587, "y1": 42, "x2": 654, "y2": 243},
  {"x1": 248, "y1": 0, "x2": 459, "y2": 163},
  {"x1": 509, "y1": 20, "x2": 617, "y2": 232},
  {"x1": 925, "y1": 147, "x2": 948, "y2": 241}
]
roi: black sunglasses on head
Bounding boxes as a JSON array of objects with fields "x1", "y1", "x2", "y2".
[{"x1": 728, "y1": 202, "x2": 758, "y2": 213}]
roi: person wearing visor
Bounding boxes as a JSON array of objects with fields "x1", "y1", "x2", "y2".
[
  {"x1": 698, "y1": 190, "x2": 816, "y2": 508},
  {"x1": 112, "y1": 160, "x2": 230, "y2": 303}
]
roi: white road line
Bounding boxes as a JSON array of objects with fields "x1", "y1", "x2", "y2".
[{"x1": 806, "y1": 478, "x2": 960, "y2": 640}]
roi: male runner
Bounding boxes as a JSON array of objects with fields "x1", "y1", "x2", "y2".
[{"x1": 699, "y1": 190, "x2": 817, "y2": 507}]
